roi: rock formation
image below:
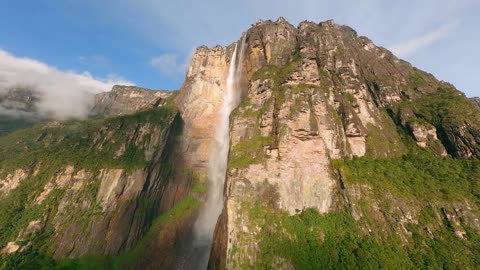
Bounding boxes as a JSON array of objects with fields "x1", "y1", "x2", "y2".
[
  {"x1": 0, "y1": 88, "x2": 42, "y2": 135},
  {"x1": 472, "y1": 97, "x2": 480, "y2": 107},
  {"x1": 91, "y1": 85, "x2": 173, "y2": 116},
  {"x1": 207, "y1": 18, "x2": 480, "y2": 269}
]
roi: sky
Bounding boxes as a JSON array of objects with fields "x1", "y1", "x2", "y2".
[{"x1": 0, "y1": 0, "x2": 479, "y2": 97}]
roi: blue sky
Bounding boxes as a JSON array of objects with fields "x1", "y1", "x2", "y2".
[{"x1": 0, "y1": 0, "x2": 478, "y2": 97}]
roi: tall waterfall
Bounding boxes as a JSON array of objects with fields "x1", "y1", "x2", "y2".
[{"x1": 189, "y1": 35, "x2": 246, "y2": 269}]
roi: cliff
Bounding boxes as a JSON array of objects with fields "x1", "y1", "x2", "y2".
[
  {"x1": 205, "y1": 18, "x2": 480, "y2": 269},
  {"x1": 0, "y1": 93, "x2": 205, "y2": 268},
  {"x1": 472, "y1": 97, "x2": 480, "y2": 107},
  {"x1": 0, "y1": 88, "x2": 43, "y2": 136},
  {"x1": 0, "y1": 85, "x2": 173, "y2": 136},
  {"x1": 91, "y1": 85, "x2": 173, "y2": 117}
]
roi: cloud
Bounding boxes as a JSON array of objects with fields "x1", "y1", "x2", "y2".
[
  {"x1": 389, "y1": 20, "x2": 460, "y2": 57},
  {"x1": 0, "y1": 49, "x2": 132, "y2": 120},
  {"x1": 150, "y1": 54, "x2": 189, "y2": 78}
]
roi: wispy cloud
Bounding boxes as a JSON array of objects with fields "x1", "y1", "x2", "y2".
[
  {"x1": 77, "y1": 54, "x2": 112, "y2": 68},
  {"x1": 0, "y1": 49, "x2": 132, "y2": 119},
  {"x1": 150, "y1": 54, "x2": 189, "y2": 78},
  {"x1": 389, "y1": 20, "x2": 460, "y2": 57}
]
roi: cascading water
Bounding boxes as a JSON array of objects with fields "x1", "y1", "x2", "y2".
[{"x1": 183, "y1": 35, "x2": 245, "y2": 270}]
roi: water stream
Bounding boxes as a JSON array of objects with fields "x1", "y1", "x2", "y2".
[{"x1": 178, "y1": 35, "x2": 246, "y2": 270}]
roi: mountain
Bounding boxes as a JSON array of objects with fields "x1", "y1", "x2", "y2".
[
  {"x1": 1, "y1": 18, "x2": 480, "y2": 270},
  {"x1": 0, "y1": 88, "x2": 43, "y2": 136},
  {"x1": 91, "y1": 85, "x2": 173, "y2": 117},
  {"x1": 0, "y1": 85, "x2": 172, "y2": 136}
]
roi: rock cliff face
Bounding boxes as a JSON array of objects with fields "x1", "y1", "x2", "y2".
[
  {"x1": 203, "y1": 18, "x2": 480, "y2": 269},
  {"x1": 0, "y1": 88, "x2": 43, "y2": 135},
  {"x1": 175, "y1": 45, "x2": 236, "y2": 172},
  {"x1": 0, "y1": 100, "x2": 204, "y2": 269},
  {"x1": 0, "y1": 85, "x2": 173, "y2": 136},
  {"x1": 472, "y1": 97, "x2": 480, "y2": 107},
  {"x1": 92, "y1": 85, "x2": 173, "y2": 116}
]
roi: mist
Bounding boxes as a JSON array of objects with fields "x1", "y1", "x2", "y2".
[
  {"x1": 0, "y1": 49, "x2": 132, "y2": 120},
  {"x1": 180, "y1": 35, "x2": 246, "y2": 270}
]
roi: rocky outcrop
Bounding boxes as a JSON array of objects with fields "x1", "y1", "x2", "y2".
[
  {"x1": 0, "y1": 103, "x2": 201, "y2": 267},
  {"x1": 0, "y1": 86, "x2": 174, "y2": 136},
  {"x1": 472, "y1": 97, "x2": 480, "y2": 107},
  {"x1": 0, "y1": 88, "x2": 43, "y2": 135},
  {"x1": 175, "y1": 45, "x2": 234, "y2": 171},
  {"x1": 91, "y1": 85, "x2": 173, "y2": 116},
  {"x1": 0, "y1": 169, "x2": 28, "y2": 197},
  {"x1": 204, "y1": 18, "x2": 480, "y2": 268},
  {"x1": 0, "y1": 88, "x2": 38, "y2": 114}
]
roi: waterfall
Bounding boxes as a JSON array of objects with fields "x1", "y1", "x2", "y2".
[{"x1": 188, "y1": 35, "x2": 245, "y2": 269}]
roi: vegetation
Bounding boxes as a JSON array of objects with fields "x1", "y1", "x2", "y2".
[
  {"x1": 0, "y1": 105, "x2": 177, "y2": 244},
  {"x1": 0, "y1": 106, "x2": 181, "y2": 269},
  {"x1": 249, "y1": 206, "x2": 480, "y2": 270},
  {"x1": 394, "y1": 86, "x2": 479, "y2": 128},
  {"x1": 334, "y1": 153, "x2": 480, "y2": 202},
  {"x1": 0, "y1": 184, "x2": 205, "y2": 270},
  {"x1": 235, "y1": 151, "x2": 480, "y2": 269},
  {"x1": 0, "y1": 105, "x2": 177, "y2": 175},
  {"x1": 392, "y1": 86, "x2": 480, "y2": 157},
  {"x1": 56, "y1": 189, "x2": 202, "y2": 270},
  {"x1": 0, "y1": 117, "x2": 41, "y2": 137},
  {"x1": 229, "y1": 136, "x2": 271, "y2": 169},
  {"x1": 0, "y1": 167, "x2": 65, "y2": 248},
  {"x1": 364, "y1": 111, "x2": 408, "y2": 158}
]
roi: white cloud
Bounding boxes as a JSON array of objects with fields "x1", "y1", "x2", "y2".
[
  {"x1": 389, "y1": 20, "x2": 460, "y2": 57},
  {"x1": 150, "y1": 54, "x2": 189, "y2": 78},
  {"x1": 0, "y1": 49, "x2": 133, "y2": 120}
]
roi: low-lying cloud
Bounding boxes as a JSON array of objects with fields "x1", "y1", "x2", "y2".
[{"x1": 0, "y1": 49, "x2": 132, "y2": 120}]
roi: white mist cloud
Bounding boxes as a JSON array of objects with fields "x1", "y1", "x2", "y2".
[
  {"x1": 0, "y1": 49, "x2": 132, "y2": 120},
  {"x1": 150, "y1": 54, "x2": 189, "y2": 78},
  {"x1": 77, "y1": 54, "x2": 112, "y2": 68},
  {"x1": 389, "y1": 20, "x2": 460, "y2": 57}
]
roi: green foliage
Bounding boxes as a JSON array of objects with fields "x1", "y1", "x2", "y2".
[
  {"x1": 408, "y1": 68, "x2": 429, "y2": 89},
  {"x1": 230, "y1": 55, "x2": 304, "y2": 171},
  {"x1": 191, "y1": 183, "x2": 207, "y2": 193},
  {"x1": 0, "y1": 185, "x2": 203, "y2": 270},
  {"x1": 364, "y1": 111, "x2": 408, "y2": 158},
  {"x1": 249, "y1": 204, "x2": 480, "y2": 270},
  {"x1": 396, "y1": 87, "x2": 479, "y2": 127},
  {"x1": 241, "y1": 151, "x2": 480, "y2": 269},
  {"x1": 0, "y1": 247, "x2": 56, "y2": 270},
  {"x1": 334, "y1": 153, "x2": 480, "y2": 202},
  {"x1": 229, "y1": 136, "x2": 271, "y2": 169},
  {"x1": 0, "y1": 106, "x2": 177, "y2": 175},
  {"x1": 56, "y1": 191, "x2": 201, "y2": 270},
  {"x1": 251, "y1": 59, "x2": 300, "y2": 87},
  {"x1": 251, "y1": 207, "x2": 413, "y2": 270},
  {"x1": 0, "y1": 106, "x2": 180, "y2": 269},
  {"x1": 393, "y1": 86, "x2": 480, "y2": 157},
  {"x1": 0, "y1": 167, "x2": 64, "y2": 248},
  {"x1": 0, "y1": 117, "x2": 41, "y2": 137}
]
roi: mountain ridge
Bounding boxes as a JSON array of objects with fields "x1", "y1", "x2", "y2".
[{"x1": 0, "y1": 85, "x2": 174, "y2": 135}]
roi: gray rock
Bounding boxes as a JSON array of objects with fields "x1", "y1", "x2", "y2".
[
  {"x1": 91, "y1": 85, "x2": 173, "y2": 116},
  {"x1": 472, "y1": 97, "x2": 480, "y2": 107}
]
